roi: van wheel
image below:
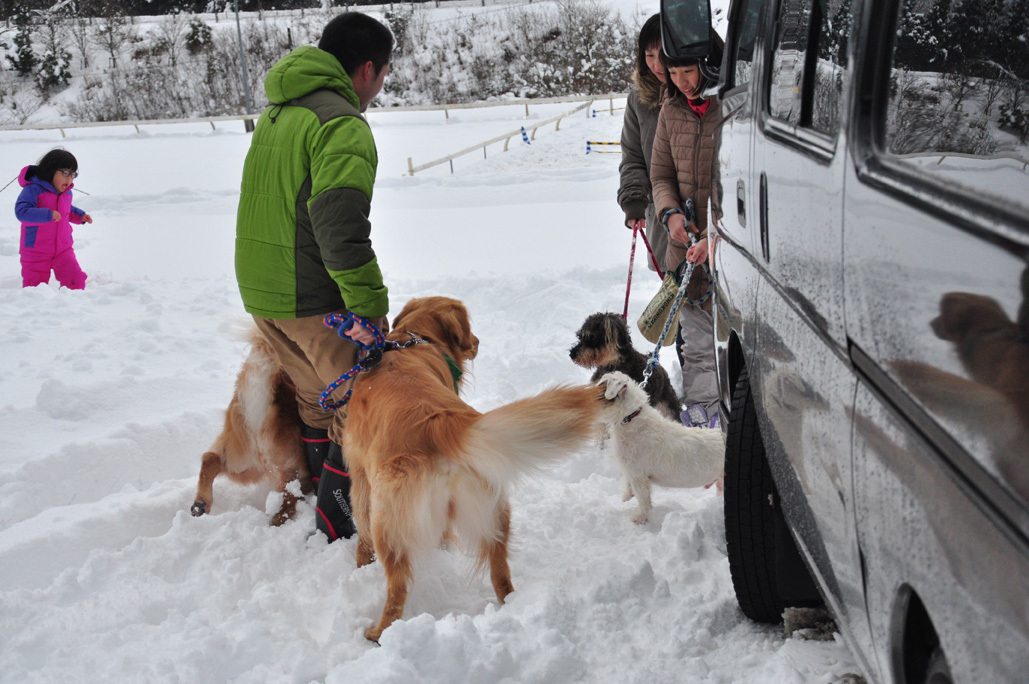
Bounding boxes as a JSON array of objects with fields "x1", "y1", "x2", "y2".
[{"x1": 724, "y1": 366, "x2": 786, "y2": 622}]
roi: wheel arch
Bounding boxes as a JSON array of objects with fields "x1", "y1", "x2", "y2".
[{"x1": 891, "y1": 585, "x2": 945, "y2": 684}]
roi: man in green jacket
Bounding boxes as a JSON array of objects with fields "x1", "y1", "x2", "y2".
[{"x1": 235, "y1": 12, "x2": 392, "y2": 543}]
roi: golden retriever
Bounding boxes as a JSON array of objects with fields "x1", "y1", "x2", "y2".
[
  {"x1": 190, "y1": 329, "x2": 312, "y2": 526},
  {"x1": 343, "y1": 296, "x2": 604, "y2": 642},
  {"x1": 931, "y1": 291, "x2": 1029, "y2": 426}
]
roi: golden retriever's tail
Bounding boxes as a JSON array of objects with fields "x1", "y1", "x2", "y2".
[{"x1": 461, "y1": 384, "x2": 603, "y2": 489}]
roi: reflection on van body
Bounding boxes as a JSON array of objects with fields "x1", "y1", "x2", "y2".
[{"x1": 666, "y1": 0, "x2": 1029, "y2": 681}]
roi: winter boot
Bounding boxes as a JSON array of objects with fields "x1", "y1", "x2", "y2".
[
  {"x1": 682, "y1": 403, "x2": 709, "y2": 428},
  {"x1": 315, "y1": 442, "x2": 356, "y2": 542},
  {"x1": 300, "y1": 424, "x2": 331, "y2": 488}
]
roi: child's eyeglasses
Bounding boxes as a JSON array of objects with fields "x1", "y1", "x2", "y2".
[{"x1": 56, "y1": 169, "x2": 78, "y2": 179}]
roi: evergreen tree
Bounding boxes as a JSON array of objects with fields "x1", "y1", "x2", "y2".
[
  {"x1": 185, "y1": 17, "x2": 213, "y2": 55},
  {"x1": 7, "y1": 6, "x2": 37, "y2": 77},
  {"x1": 946, "y1": 0, "x2": 1001, "y2": 69},
  {"x1": 999, "y1": 0, "x2": 1029, "y2": 79},
  {"x1": 35, "y1": 9, "x2": 73, "y2": 93},
  {"x1": 36, "y1": 47, "x2": 72, "y2": 92}
]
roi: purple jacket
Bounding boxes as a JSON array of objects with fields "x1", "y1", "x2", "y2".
[{"x1": 16, "y1": 165, "x2": 85, "y2": 253}]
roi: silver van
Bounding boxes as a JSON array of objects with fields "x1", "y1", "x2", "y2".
[{"x1": 660, "y1": 0, "x2": 1029, "y2": 682}]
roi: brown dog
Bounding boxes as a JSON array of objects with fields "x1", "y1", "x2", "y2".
[
  {"x1": 190, "y1": 329, "x2": 312, "y2": 526},
  {"x1": 931, "y1": 291, "x2": 1029, "y2": 427},
  {"x1": 343, "y1": 296, "x2": 604, "y2": 642}
]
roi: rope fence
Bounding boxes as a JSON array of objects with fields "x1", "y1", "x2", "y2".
[
  {"x1": 406, "y1": 100, "x2": 593, "y2": 176},
  {"x1": 586, "y1": 141, "x2": 621, "y2": 154},
  {"x1": 0, "y1": 93, "x2": 633, "y2": 177},
  {"x1": 0, "y1": 93, "x2": 628, "y2": 136}
]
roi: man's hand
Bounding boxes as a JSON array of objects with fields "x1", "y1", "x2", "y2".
[
  {"x1": 369, "y1": 315, "x2": 389, "y2": 336},
  {"x1": 344, "y1": 315, "x2": 389, "y2": 346},
  {"x1": 626, "y1": 217, "x2": 645, "y2": 230},
  {"x1": 51, "y1": 211, "x2": 61, "y2": 221}
]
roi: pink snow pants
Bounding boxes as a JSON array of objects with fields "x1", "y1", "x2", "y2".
[{"x1": 21, "y1": 248, "x2": 87, "y2": 289}]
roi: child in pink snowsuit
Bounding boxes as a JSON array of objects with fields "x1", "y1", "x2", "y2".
[{"x1": 15, "y1": 148, "x2": 93, "y2": 289}]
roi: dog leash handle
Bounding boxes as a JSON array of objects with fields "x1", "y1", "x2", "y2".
[{"x1": 324, "y1": 312, "x2": 385, "y2": 352}]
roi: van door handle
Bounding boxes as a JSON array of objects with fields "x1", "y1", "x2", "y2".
[{"x1": 737, "y1": 180, "x2": 746, "y2": 227}]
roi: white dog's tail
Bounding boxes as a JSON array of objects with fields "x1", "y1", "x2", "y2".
[{"x1": 460, "y1": 384, "x2": 603, "y2": 490}]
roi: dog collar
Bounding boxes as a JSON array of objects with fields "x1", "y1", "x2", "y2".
[
  {"x1": 443, "y1": 354, "x2": 462, "y2": 393},
  {"x1": 393, "y1": 332, "x2": 462, "y2": 394},
  {"x1": 621, "y1": 407, "x2": 643, "y2": 424}
]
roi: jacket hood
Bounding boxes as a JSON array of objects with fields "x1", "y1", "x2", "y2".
[
  {"x1": 264, "y1": 46, "x2": 360, "y2": 109},
  {"x1": 19, "y1": 165, "x2": 37, "y2": 188},
  {"x1": 18, "y1": 165, "x2": 61, "y2": 192}
]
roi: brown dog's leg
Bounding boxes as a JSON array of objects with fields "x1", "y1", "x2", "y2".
[
  {"x1": 486, "y1": 500, "x2": 515, "y2": 603},
  {"x1": 191, "y1": 451, "x2": 223, "y2": 516},
  {"x1": 365, "y1": 546, "x2": 412, "y2": 642},
  {"x1": 351, "y1": 467, "x2": 375, "y2": 567},
  {"x1": 270, "y1": 469, "x2": 301, "y2": 527}
]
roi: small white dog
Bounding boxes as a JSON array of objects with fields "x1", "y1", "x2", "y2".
[{"x1": 598, "y1": 371, "x2": 725, "y2": 524}]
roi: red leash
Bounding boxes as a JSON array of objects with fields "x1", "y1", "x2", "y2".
[
  {"x1": 638, "y1": 226, "x2": 664, "y2": 277},
  {"x1": 622, "y1": 221, "x2": 665, "y2": 321},
  {"x1": 622, "y1": 225, "x2": 639, "y2": 320}
]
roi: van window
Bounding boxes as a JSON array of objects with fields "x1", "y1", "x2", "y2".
[
  {"x1": 768, "y1": 0, "x2": 852, "y2": 136},
  {"x1": 769, "y1": 0, "x2": 811, "y2": 124},
  {"x1": 811, "y1": 0, "x2": 851, "y2": 136},
  {"x1": 882, "y1": 0, "x2": 1029, "y2": 217},
  {"x1": 733, "y1": 0, "x2": 766, "y2": 87}
]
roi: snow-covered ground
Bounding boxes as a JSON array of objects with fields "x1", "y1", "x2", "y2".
[{"x1": 0, "y1": 100, "x2": 861, "y2": 684}]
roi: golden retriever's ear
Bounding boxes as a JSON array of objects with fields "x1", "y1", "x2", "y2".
[
  {"x1": 439, "y1": 302, "x2": 478, "y2": 361},
  {"x1": 391, "y1": 299, "x2": 418, "y2": 333},
  {"x1": 933, "y1": 292, "x2": 1011, "y2": 341}
]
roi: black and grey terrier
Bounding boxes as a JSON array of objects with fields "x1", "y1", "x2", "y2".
[{"x1": 569, "y1": 312, "x2": 681, "y2": 420}]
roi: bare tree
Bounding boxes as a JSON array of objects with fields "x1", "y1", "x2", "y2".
[
  {"x1": 91, "y1": 4, "x2": 133, "y2": 69},
  {"x1": 153, "y1": 11, "x2": 188, "y2": 69},
  {"x1": 980, "y1": 72, "x2": 1005, "y2": 117},
  {"x1": 0, "y1": 70, "x2": 44, "y2": 124},
  {"x1": 70, "y1": 15, "x2": 92, "y2": 70},
  {"x1": 943, "y1": 66, "x2": 976, "y2": 113}
]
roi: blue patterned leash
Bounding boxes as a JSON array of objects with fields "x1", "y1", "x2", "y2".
[
  {"x1": 641, "y1": 200, "x2": 713, "y2": 388},
  {"x1": 318, "y1": 313, "x2": 426, "y2": 410}
]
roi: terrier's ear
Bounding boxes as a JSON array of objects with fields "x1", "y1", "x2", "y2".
[{"x1": 603, "y1": 375, "x2": 629, "y2": 401}]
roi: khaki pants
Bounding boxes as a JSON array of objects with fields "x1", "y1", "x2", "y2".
[{"x1": 253, "y1": 312, "x2": 358, "y2": 445}]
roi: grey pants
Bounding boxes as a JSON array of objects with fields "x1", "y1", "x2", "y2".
[{"x1": 678, "y1": 303, "x2": 718, "y2": 417}]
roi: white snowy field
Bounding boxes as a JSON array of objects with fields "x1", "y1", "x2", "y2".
[{"x1": 0, "y1": 102, "x2": 861, "y2": 683}]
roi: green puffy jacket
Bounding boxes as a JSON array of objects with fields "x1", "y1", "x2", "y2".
[{"x1": 235, "y1": 45, "x2": 388, "y2": 319}]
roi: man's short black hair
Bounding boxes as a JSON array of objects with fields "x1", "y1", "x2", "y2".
[{"x1": 318, "y1": 12, "x2": 393, "y2": 76}]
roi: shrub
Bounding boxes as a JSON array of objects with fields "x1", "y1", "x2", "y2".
[{"x1": 186, "y1": 17, "x2": 213, "y2": 55}]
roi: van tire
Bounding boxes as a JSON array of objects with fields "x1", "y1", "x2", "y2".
[{"x1": 724, "y1": 366, "x2": 785, "y2": 623}]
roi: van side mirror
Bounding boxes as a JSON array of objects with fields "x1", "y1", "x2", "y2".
[{"x1": 660, "y1": 0, "x2": 721, "y2": 82}]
